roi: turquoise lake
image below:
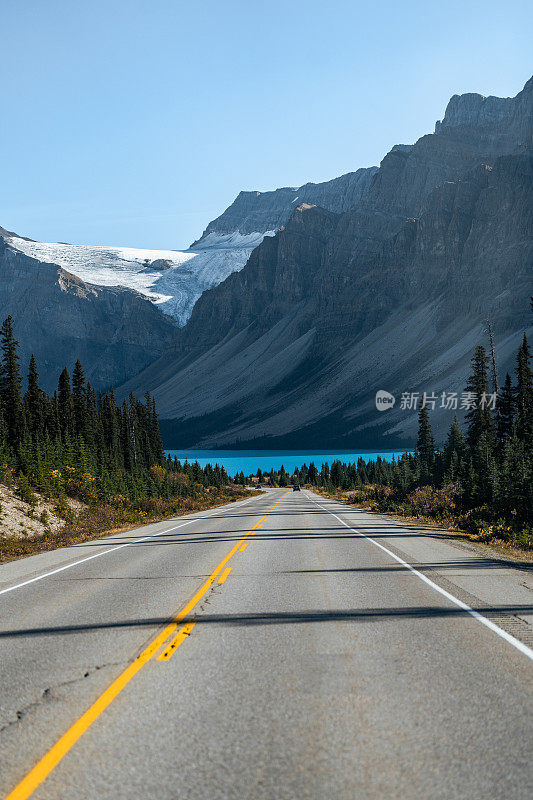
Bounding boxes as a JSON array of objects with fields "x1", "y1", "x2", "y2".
[{"x1": 164, "y1": 450, "x2": 408, "y2": 478}]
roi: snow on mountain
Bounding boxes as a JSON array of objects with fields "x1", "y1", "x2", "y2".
[
  {"x1": 189, "y1": 230, "x2": 272, "y2": 250},
  {"x1": 7, "y1": 238, "x2": 193, "y2": 304},
  {"x1": 7, "y1": 231, "x2": 275, "y2": 326},
  {"x1": 157, "y1": 231, "x2": 275, "y2": 325},
  {"x1": 5, "y1": 168, "x2": 377, "y2": 328},
  {"x1": 6, "y1": 166, "x2": 378, "y2": 329}
]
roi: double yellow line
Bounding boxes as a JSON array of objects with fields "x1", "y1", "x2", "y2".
[{"x1": 5, "y1": 491, "x2": 289, "y2": 800}]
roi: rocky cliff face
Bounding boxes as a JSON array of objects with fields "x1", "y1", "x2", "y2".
[
  {"x1": 5, "y1": 165, "x2": 378, "y2": 330},
  {"x1": 191, "y1": 168, "x2": 378, "y2": 245},
  {"x1": 1, "y1": 139, "x2": 379, "y2": 390},
  {"x1": 119, "y1": 77, "x2": 533, "y2": 448},
  {"x1": 435, "y1": 76, "x2": 533, "y2": 144},
  {"x1": 0, "y1": 234, "x2": 178, "y2": 391}
]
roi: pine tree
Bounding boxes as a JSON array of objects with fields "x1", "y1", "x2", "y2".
[
  {"x1": 464, "y1": 345, "x2": 495, "y2": 449},
  {"x1": 80, "y1": 383, "x2": 98, "y2": 456},
  {"x1": 149, "y1": 396, "x2": 164, "y2": 464},
  {"x1": 497, "y1": 373, "x2": 515, "y2": 444},
  {"x1": 0, "y1": 403, "x2": 7, "y2": 459},
  {"x1": 101, "y1": 388, "x2": 120, "y2": 466},
  {"x1": 515, "y1": 333, "x2": 533, "y2": 447},
  {"x1": 57, "y1": 367, "x2": 74, "y2": 440},
  {"x1": 0, "y1": 316, "x2": 25, "y2": 449},
  {"x1": 72, "y1": 359, "x2": 87, "y2": 439},
  {"x1": 442, "y1": 414, "x2": 466, "y2": 483},
  {"x1": 331, "y1": 460, "x2": 343, "y2": 487},
  {"x1": 127, "y1": 393, "x2": 138, "y2": 467},
  {"x1": 25, "y1": 354, "x2": 44, "y2": 439},
  {"x1": 416, "y1": 405, "x2": 435, "y2": 482}
]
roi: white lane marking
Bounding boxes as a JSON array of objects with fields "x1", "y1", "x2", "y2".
[
  {"x1": 307, "y1": 492, "x2": 533, "y2": 662},
  {"x1": 0, "y1": 494, "x2": 266, "y2": 598}
]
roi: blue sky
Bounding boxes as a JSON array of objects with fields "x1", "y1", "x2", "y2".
[{"x1": 1, "y1": 0, "x2": 531, "y2": 249}]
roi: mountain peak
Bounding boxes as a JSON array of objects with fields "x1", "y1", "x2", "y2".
[
  {"x1": 436, "y1": 91, "x2": 512, "y2": 132},
  {"x1": 190, "y1": 167, "x2": 377, "y2": 246},
  {"x1": 434, "y1": 75, "x2": 532, "y2": 133}
]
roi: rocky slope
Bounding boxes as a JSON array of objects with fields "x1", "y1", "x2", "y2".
[
  {"x1": 0, "y1": 233, "x2": 178, "y2": 391},
  {"x1": 119, "y1": 77, "x2": 533, "y2": 448},
  {"x1": 0, "y1": 481, "x2": 80, "y2": 538}
]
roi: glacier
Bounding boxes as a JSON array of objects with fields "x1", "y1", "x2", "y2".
[{"x1": 7, "y1": 230, "x2": 275, "y2": 326}]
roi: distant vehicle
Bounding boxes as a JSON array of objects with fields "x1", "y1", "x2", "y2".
[{"x1": 292, "y1": 484, "x2": 300, "y2": 491}]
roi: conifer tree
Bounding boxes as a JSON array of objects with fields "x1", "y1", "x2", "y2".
[
  {"x1": 0, "y1": 404, "x2": 7, "y2": 460},
  {"x1": 442, "y1": 414, "x2": 466, "y2": 483},
  {"x1": 72, "y1": 359, "x2": 87, "y2": 439},
  {"x1": 25, "y1": 355, "x2": 44, "y2": 438},
  {"x1": 101, "y1": 388, "x2": 120, "y2": 465},
  {"x1": 416, "y1": 405, "x2": 435, "y2": 482},
  {"x1": 149, "y1": 396, "x2": 164, "y2": 464},
  {"x1": 497, "y1": 373, "x2": 515, "y2": 444},
  {"x1": 515, "y1": 333, "x2": 533, "y2": 447},
  {"x1": 464, "y1": 345, "x2": 494, "y2": 449},
  {"x1": 58, "y1": 367, "x2": 74, "y2": 439},
  {"x1": 0, "y1": 315, "x2": 25, "y2": 448},
  {"x1": 331, "y1": 460, "x2": 343, "y2": 487}
]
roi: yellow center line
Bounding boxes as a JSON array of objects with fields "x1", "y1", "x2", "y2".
[
  {"x1": 4, "y1": 491, "x2": 289, "y2": 800},
  {"x1": 218, "y1": 566, "x2": 232, "y2": 584},
  {"x1": 240, "y1": 542, "x2": 248, "y2": 552},
  {"x1": 157, "y1": 622, "x2": 197, "y2": 662}
]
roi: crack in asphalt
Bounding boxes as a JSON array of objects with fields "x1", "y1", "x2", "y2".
[{"x1": 0, "y1": 660, "x2": 128, "y2": 735}]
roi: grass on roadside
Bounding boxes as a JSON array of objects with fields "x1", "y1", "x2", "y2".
[
  {"x1": 0, "y1": 486, "x2": 258, "y2": 564},
  {"x1": 313, "y1": 485, "x2": 533, "y2": 559}
]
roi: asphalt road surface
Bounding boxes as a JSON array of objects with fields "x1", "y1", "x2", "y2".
[{"x1": 1, "y1": 489, "x2": 532, "y2": 800}]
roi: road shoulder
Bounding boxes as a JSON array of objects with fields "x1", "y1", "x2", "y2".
[{"x1": 308, "y1": 490, "x2": 533, "y2": 650}]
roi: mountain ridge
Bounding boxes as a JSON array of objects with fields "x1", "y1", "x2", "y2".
[
  {"x1": 0, "y1": 234, "x2": 178, "y2": 391},
  {"x1": 190, "y1": 167, "x2": 378, "y2": 245},
  {"x1": 118, "y1": 76, "x2": 533, "y2": 448},
  {"x1": 4, "y1": 163, "x2": 378, "y2": 332}
]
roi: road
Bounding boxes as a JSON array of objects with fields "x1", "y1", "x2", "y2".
[{"x1": 0, "y1": 489, "x2": 532, "y2": 800}]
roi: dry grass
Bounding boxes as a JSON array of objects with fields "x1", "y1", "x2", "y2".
[
  {"x1": 0, "y1": 485, "x2": 258, "y2": 564},
  {"x1": 315, "y1": 486, "x2": 533, "y2": 561}
]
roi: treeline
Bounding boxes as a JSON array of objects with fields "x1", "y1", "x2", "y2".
[
  {"x1": 254, "y1": 337, "x2": 533, "y2": 546},
  {"x1": 0, "y1": 316, "x2": 230, "y2": 506}
]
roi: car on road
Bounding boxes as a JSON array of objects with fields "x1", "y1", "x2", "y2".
[{"x1": 292, "y1": 484, "x2": 300, "y2": 491}]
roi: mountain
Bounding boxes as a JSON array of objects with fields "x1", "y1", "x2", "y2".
[
  {"x1": 5, "y1": 170, "x2": 377, "y2": 329},
  {"x1": 0, "y1": 231, "x2": 178, "y2": 391},
  {"x1": 3, "y1": 234, "x2": 256, "y2": 328},
  {"x1": 4, "y1": 235, "x2": 197, "y2": 305},
  {"x1": 119, "y1": 77, "x2": 533, "y2": 448},
  {"x1": 191, "y1": 168, "x2": 378, "y2": 245},
  {"x1": 1, "y1": 161, "x2": 378, "y2": 391}
]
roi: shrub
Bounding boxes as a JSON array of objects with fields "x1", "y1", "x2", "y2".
[{"x1": 149, "y1": 465, "x2": 166, "y2": 483}]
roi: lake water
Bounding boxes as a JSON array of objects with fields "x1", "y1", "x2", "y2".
[{"x1": 164, "y1": 449, "x2": 407, "y2": 478}]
